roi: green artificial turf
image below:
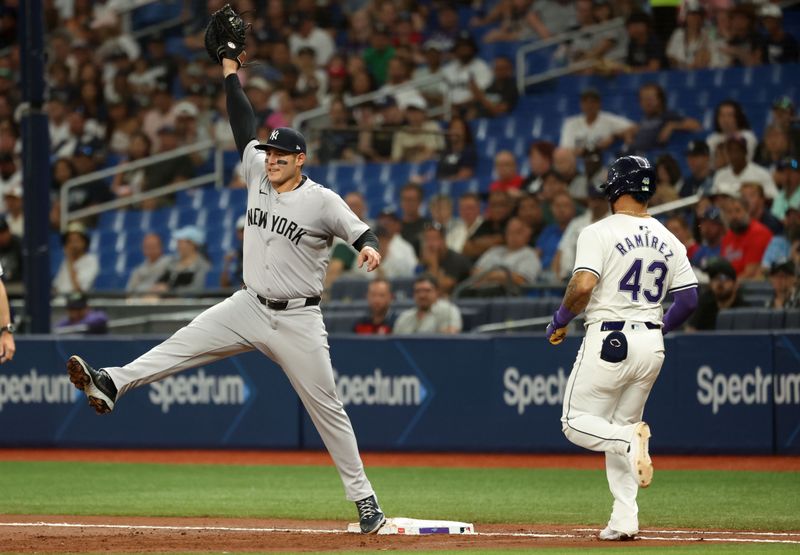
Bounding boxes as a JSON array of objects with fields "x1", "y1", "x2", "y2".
[{"x1": 0, "y1": 462, "x2": 797, "y2": 532}]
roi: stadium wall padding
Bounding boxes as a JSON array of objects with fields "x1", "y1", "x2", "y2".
[{"x1": 1, "y1": 334, "x2": 798, "y2": 454}]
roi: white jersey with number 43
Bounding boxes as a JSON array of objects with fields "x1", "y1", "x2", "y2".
[{"x1": 573, "y1": 214, "x2": 698, "y2": 326}]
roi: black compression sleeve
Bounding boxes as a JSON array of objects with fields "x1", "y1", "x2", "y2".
[
  {"x1": 225, "y1": 74, "x2": 257, "y2": 159},
  {"x1": 352, "y1": 229, "x2": 379, "y2": 252}
]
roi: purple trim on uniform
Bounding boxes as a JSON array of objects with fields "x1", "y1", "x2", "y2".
[
  {"x1": 662, "y1": 286, "x2": 699, "y2": 334},
  {"x1": 668, "y1": 282, "x2": 698, "y2": 294},
  {"x1": 553, "y1": 305, "x2": 577, "y2": 328},
  {"x1": 573, "y1": 266, "x2": 600, "y2": 278}
]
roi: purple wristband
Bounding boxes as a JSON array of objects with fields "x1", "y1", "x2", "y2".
[{"x1": 552, "y1": 305, "x2": 577, "y2": 328}]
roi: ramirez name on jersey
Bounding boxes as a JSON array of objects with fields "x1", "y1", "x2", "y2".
[{"x1": 613, "y1": 231, "x2": 675, "y2": 261}]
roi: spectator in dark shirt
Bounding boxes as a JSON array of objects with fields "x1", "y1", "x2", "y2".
[
  {"x1": 56, "y1": 292, "x2": 109, "y2": 335},
  {"x1": 417, "y1": 223, "x2": 473, "y2": 297},
  {"x1": 522, "y1": 141, "x2": 556, "y2": 194},
  {"x1": 692, "y1": 205, "x2": 726, "y2": 269},
  {"x1": 725, "y1": 5, "x2": 763, "y2": 67},
  {"x1": 688, "y1": 257, "x2": 748, "y2": 331},
  {"x1": 0, "y1": 217, "x2": 21, "y2": 284},
  {"x1": 515, "y1": 193, "x2": 545, "y2": 246},
  {"x1": 465, "y1": 55, "x2": 519, "y2": 119},
  {"x1": 463, "y1": 190, "x2": 514, "y2": 261},
  {"x1": 681, "y1": 140, "x2": 714, "y2": 197},
  {"x1": 740, "y1": 182, "x2": 783, "y2": 236},
  {"x1": 766, "y1": 259, "x2": 799, "y2": 309},
  {"x1": 624, "y1": 12, "x2": 667, "y2": 72},
  {"x1": 153, "y1": 226, "x2": 211, "y2": 294},
  {"x1": 353, "y1": 278, "x2": 396, "y2": 335},
  {"x1": 143, "y1": 126, "x2": 194, "y2": 209},
  {"x1": 760, "y1": 4, "x2": 799, "y2": 64},
  {"x1": 626, "y1": 83, "x2": 701, "y2": 152},
  {"x1": 359, "y1": 96, "x2": 404, "y2": 162},
  {"x1": 436, "y1": 115, "x2": 478, "y2": 181},
  {"x1": 536, "y1": 191, "x2": 575, "y2": 270},
  {"x1": 399, "y1": 182, "x2": 430, "y2": 255},
  {"x1": 317, "y1": 98, "x2": 359, "y2": 164}
]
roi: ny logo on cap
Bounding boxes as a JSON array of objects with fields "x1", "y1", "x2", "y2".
[{"x1": 270, "y1": 129, "x2": 280, "y2": 141}]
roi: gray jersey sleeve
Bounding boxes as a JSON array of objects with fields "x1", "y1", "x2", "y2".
[
  {"x1": 241, "y1": 140, "x2": 266, "y2": 187},
  {"x1": 321, "y1": 189, "x2": 370, "y2": 244}
]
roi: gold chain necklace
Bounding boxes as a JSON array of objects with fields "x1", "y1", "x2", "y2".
[{"x1": 615, "y1": 210, "x2": 651, "y2": 217}]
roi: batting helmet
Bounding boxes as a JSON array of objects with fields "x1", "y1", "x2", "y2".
[{"x1": 601, "y1": 155, "x2": 656, "y2": 204}]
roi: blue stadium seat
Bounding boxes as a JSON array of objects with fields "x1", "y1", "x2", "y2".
[
  {"x1": 390, "y1": 276, "x2": 417, "y2": 300},
  {"x1": 323, "y1": 311, "x2": 364, "y2": 333},
  {"x1": 330, "y1": 277, "x2": 371, "y2": 301},
  {"x1": 786, "y1": 310, "x2": 800, "y2": 329},
  {"x1": 717, "y1": 308, "x2": 785, "y2": 330}
]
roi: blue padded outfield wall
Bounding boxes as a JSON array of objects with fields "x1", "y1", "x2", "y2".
[{"x1": 0, "y1": 334, "x2": 797, "y2": 454}]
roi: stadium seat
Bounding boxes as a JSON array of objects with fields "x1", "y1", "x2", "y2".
[
  {"x1": 330, "y1": 277, "x2": 370, "y2": 301},
  {"x1": 717, "y1": 308, "x2": 785, "y2": 330},
  {"x1": 785, "y1": 310, "x2": 800, "y2": 329},
  {"x1": 323, "y1": 311, "x2": 363, "y2": 334},
  {"x1": 390, "y1": 276, "x2": 416, "y2": 300}
]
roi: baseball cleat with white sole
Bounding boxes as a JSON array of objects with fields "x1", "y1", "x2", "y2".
[
  {"x1": 598, "y1": 526, "x2": 637, "y2": 541},
  {"x1": 355, "y1": 494, "x2": 386, "y2": 534},
  {"x1": 67, "y1": 355, "x2": 117, "y2": 414},
  {"x1": 628, "y1": 421, "x2": 653, "y2": 488}
]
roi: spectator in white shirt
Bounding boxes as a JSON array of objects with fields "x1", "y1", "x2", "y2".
[
  {"x1": 393, "y1": 274, "x2": 462, "y2": 334},
  {"x1": 374, "y1": 210, "x2": 418, "y2": 279},
  {"x1": 711, "y1": 135, "x2": 778, "y2": 199},
  {"x1": 447, "y1": 192, "x2": 485, "y2": 254},
  {"x1": 441, "y1": 32, "x2": 493, "y2": 108},
  {"x1": 560, "y1": 88, "x2": 634, "y2": 156},
  {"x1": 126, "y1": 233, "x2": 172, "y2": 294},
  {"x1": 666, "y1": 2, "x2": 711, "y2": 69},
  {"x1": 53, "y1": 222, "x2": 99, "y2": 295},
  {"x1": 473, "y1": 217, "x2": 542, "y2": 287},
  {"x1": 288, "y1": 13, "x2": 335, "y2": 67}
]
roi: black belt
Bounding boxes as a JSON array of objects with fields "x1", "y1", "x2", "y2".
[
  {"x1": 601, "y1": 321, "x2": 661, "y2": 331},
  {"x1": 244, "y1": 286, "x2": 320, "y2": 310},
  {"x1": 258, "y1": 295, "x2": 321, "y2": 310}
]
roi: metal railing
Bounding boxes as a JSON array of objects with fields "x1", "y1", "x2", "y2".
[
  {"x1": 60, "y1": 140, "x2": 222, "y2": 232},
  {"x1": 294, "y1": 72, "x2": 452, "y2": 138},
  {"x1": 515, "y1": 17, "x2": 625, "y2": 93}
]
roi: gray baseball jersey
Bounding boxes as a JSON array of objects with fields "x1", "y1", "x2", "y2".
[
  {"x1": 241, "y1": 140, "x2": 368, "y2": 299},
  {"x1": 87, "y1": 138, "x2": 377, "y2": 504}
]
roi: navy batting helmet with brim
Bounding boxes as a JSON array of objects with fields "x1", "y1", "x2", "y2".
[
  {"x1": 601, "y1": 155, "x2": 656, "y2": 203},
  {"x1": 255, "y1": 127, "x2": 307, "y2": 154}
]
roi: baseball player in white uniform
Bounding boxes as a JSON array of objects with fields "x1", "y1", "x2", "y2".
[
  {"x1": 545, "y1": 156, "x2": 699, "y2": 541},
  {"x1": 66, "y1": 56, "x2": 387, "y2": 534}
]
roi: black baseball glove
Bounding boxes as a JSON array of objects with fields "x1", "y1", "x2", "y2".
[{"x1": 204, "y1": 4, "x2": 249, "y2": 68}]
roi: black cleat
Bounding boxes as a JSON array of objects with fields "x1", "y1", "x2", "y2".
[
  {"x1": 67, "y1": 355, "x2": 117, "y2": 414},
  {"x1": 355, "y1": 495, "x2": 386, "y2": 534}
]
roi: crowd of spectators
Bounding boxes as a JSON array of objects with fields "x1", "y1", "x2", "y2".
[{"x1": 0, "y1": 1, "x2": 797, "y2": 333}]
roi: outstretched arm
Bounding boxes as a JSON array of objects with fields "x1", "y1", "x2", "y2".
[{"x1": 223, "y1": 58, "x2": 257, "y2": 159}]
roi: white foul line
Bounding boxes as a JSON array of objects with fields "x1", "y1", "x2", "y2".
[{"x1": 0, "y1": 522, "x2": 798, "y2": 544}]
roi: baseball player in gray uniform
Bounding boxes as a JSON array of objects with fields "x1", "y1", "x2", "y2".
[
  {"x1": 545, "y1": 156, "x2": 698, "y2": 541},
  {"x1": 66, "y1": 56, "x2": 386, "y2": 534}
]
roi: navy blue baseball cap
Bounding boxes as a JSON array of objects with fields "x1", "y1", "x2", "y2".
[{"x1": 255, "y1": 127, "x2": 307, "y2": 154}]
